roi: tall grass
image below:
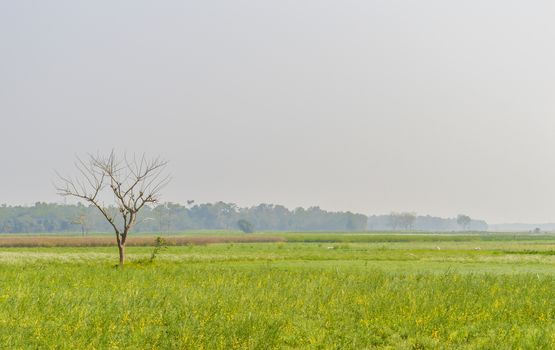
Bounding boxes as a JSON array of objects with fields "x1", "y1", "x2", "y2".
[
  {"x1": 3, "y1": 234, "x2": 555, "y2": 348},
  {"x1": 1, "y1": 262, "x2": 555, "y2": 349}
]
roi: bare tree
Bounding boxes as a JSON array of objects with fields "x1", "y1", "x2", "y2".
[
  {"x1": 71, "y1": 213, "x2": 89, "y2": 236},
  {"x1": 56, "y1": 151, "x2": 170, "y2": 265}
]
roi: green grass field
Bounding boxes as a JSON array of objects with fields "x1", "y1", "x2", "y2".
[{"x1": 2, "y1": 232, "x2": 555, "y2": 349}]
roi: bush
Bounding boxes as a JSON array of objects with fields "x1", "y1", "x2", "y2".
[{"x1": 237, "y1": 219, "x2": 254, "y2": 233}]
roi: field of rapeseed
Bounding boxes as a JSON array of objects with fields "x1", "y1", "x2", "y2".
[{"x1": 2, "y1": 233, "x2": 555, "y2": 349}]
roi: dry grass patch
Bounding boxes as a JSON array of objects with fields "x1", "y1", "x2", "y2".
[{"x1": 0, "y1": 235, "x2": 283, "y2": 247}]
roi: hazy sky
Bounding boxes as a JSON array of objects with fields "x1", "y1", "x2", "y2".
[{"x1": 1, "y1": 1, "x2": 555, "y2": 223}]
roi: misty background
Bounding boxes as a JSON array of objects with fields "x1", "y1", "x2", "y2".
[{"x1": 1, "y1": 1, "x2": 555, "y2": 225}]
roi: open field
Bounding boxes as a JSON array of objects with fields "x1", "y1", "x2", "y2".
[
  {"x1": 3, "y1": 233, "x2": 555, "y2": 349},
  {"x1": 0, "y1": 234, "x2": 283, "y2": 247}
]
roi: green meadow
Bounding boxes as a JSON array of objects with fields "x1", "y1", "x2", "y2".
[{"x1": 2, "y1": 233, "x2": 555, "y2": 349}]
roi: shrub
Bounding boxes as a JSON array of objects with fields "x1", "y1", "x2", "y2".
[{"x1": 237, "y1": 219, "x2": 254, "y2": 233}]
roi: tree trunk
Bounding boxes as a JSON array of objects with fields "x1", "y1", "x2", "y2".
[{"x1": 118, "y1": 242, "x2": 125, "y2": 266}]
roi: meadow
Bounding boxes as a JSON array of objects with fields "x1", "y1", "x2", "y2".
[{"x1": 2, "y1": 232, "x2": 555, "y2": 349}]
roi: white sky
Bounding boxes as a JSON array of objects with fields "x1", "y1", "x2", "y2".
[{"x1": 1, "y1": 1, "x2": 555, "y2": 223}]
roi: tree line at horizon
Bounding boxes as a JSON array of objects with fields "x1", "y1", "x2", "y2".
[
  {"x1": 368, "y1": 213, "x2": 487, "y2": 231},
  {"x1": 0, "y1": 202, "x2": 367, "y2": 233},
  {"x1": 0, "y1": 202, "x2": 486, "y2": 234}
]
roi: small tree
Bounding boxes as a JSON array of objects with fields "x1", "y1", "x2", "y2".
[
  {"x1": 72, "y1": 213, "x2": 89, "y2": 236},
  {"x1": 56, "y1": 151, "x2": 170, "y2": 265},
  {"x1": 237, "y1": 219, "x2": 254, "y2": 233},
  {"x1": 456, "y1": 214, "x2": 471, "y2": 231},
  {"x1": 149, "y1": 236, "x2": 168, "y2": 262}
]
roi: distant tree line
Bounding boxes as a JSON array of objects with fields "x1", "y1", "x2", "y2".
[
  {"x1": 0, "y1": 203, "x2": 488, "y2": 234},
  {"x1": 368, "y1": 213, "x2": 488, "y2": 231},
  {"x1": 0, "y1": 202, "x2": 367, "y2": 233}
]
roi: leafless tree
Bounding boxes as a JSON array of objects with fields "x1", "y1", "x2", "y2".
[
  {"x1": 389, "y1": 212, "x2": 417, "y2": 231},
  {"x1": 56, "y1": 151, "x2": 170, "y2": 265},
  {"x1": 71, "y1": 213, "x2": 89, "y2": 236}
]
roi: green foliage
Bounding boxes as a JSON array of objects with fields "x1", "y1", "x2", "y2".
[
  {"x1": 149, "y1": 236, "x2": 167, "y2": 262},
  {"x1": 237, "y1": 219, "x2": 254, "y2": 233}
]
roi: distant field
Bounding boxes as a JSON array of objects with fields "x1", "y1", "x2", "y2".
[
  {"x1": 1, "y1": 231, "x2": 554, "y2": 246},
  {"x1": 2, "y1": 233, "x2": 555, "y2": 348},
  {"x1": 0, "y1": 234, "x2": 283, "y2": 247}
]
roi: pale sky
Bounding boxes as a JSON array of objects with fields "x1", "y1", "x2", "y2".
[{"x1": 1, "y1": 1, "x2": 555, "y2": 223}]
